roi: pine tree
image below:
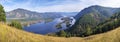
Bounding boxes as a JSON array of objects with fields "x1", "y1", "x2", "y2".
[
  {"x1": 86, "y1": 26, "x2": 92, "y2": 36},
  {"x1": 59, "y1": 30, "x2": 66, "y2": 37}
]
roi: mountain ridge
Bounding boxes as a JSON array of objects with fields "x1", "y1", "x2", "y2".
[
  {"x1": 75, "y1": 5, "x2": 120, "y2": 20},
  {"x1": 6, "y1": 8, "x2": 63, "y2": 23},
  {"x1": 63, "y1": 5, "x2": 120, "y2": 37}
]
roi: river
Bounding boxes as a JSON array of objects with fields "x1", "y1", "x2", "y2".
[{"x1": 23, "y1": 17, "x2": 75, "y2": 35}]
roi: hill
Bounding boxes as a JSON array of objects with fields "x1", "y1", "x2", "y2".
[
  {"x1": 6, "y1": 8, "x2": 78, "y2": 23},
  {"x1": 0, "y1": 23, "x2": 84, "y2": 42},
  {"x1": 6, "y1": 8, "x2": 62, "y2": 23},
  {"x1": 6, "y1": 8, "x2": 62, "y2": 19},
  {"x1": 75, "y1": 5, "x2": 120, "y2": 20},
  {"x1": 65, "y1": 5, "x2": 120, "y2": 36},
  {"x1": 73, "y1": 5, "x2": 120, "y2": 29},
  {"x1": 84, "y1": 26, "x2": 120, "y2": 42},
  {"x1": 0, "y1": 23, "x2": 120, "y2": 42}
]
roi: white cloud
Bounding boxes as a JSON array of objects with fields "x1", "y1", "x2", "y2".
[
  {"x1": 1, "y1": 0, "x2": 32, "y2": 12},
  {"x1": 34, "y1": 0, "x2": 120, "y2": 12},
  {"x1": 1, "y1": 0, "x2": 120, "y2": 12},
  {"x1": 34, "y1": 3, "x2": 86, "y2": 12},
  {"x1": 98, "y1": 0, "x2": 120, "y2": 8}
]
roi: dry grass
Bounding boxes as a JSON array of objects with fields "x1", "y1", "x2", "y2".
[{"x1": 0, "y1": 23, "x2": 120, "y2": 42}]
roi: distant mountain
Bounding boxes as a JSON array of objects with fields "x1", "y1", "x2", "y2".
[
  {"x1": 41, "y1": 12, "x2": 78, "y2": 17},
  {"x1": 6, "y1": 8, "x2": 62, "y2": 23},
  {"x1": 6, "y1": 8, "x2": 62, "y2": 19},
  {"x1": 64, "y1": 5, "x2": 120, "y2": 37},
  {"x1": 6, "y1": 8, "x2": 78, "y2": 23}
]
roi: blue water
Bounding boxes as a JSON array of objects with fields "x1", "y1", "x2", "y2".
[
  {"x1": 23, "y1": 17, "x2": 75, "y2": 35},
  {"x1": 23, "y1": 18, "x2": 67, "y2": 34}
]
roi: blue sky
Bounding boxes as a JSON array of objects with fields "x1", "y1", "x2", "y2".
[{"x1": 1, "y1": 0, "x2": 120, "y2": 12}]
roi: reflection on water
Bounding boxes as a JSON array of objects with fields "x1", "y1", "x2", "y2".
[{"x1": 24, "y1": 17, "x2": 75, "y2": 35}]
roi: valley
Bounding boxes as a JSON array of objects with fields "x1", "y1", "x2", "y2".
[{"x1": 1, "y1": 0, "x2": 120, "y2": 42}]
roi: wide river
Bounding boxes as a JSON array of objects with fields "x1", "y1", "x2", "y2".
[{"x1": 23, "y1": 17, "x2": 75, "y2": 35}]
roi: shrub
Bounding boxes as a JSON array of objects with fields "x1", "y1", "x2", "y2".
[{"x1": 9, "y1": 21, "x2": 23, "y2": 29}]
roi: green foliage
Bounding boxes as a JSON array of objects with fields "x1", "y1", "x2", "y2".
[
  {"x1": 86, "y1": 26, "x2": 92, "y2": 36},
  {"x1": 57, "y1": 11, "x2": 120, "y2": 37},
  {"x1": 57, "y1": 30, "x2": 66, "y2": 37},
  {"x1": 9, "y1": 21, "x2": 23, "y2": 29},
  {"x1": 0, "y1": 4, "x2": 6, "y2": 22},
  {"x1": 56, "y1": 23, "x2": 62, "y2": 29},
  {"x1": 65, "y1": 13, "x2": 107, "y2": 37},
  {"x1": 93, "y1": 12, "x2": 120, "y2": 34},
  {"x1": 46, "y1": 33, "x2": 58, "y2": 37}
]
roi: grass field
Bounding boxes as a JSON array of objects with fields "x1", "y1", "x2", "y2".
[{"x1": 0, "y1": 23, "x2": 120, "y2": 42}]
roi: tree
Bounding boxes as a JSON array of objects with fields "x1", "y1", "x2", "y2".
[
  {"x1": 9, "y1": 21, "x2": 23, "y2": 29},
  {"x1": 0, "y1": 4, "x2": 6, "y2": 22},
  {"x1": 56, "y1": 23, "x2": 62, "y2": 29},
  {"x1": 58, "y1": 30, "x2": 66, "y2": 37},
  {"x1": 86, "y1": 26, "x2": 92, "y2": 36}
]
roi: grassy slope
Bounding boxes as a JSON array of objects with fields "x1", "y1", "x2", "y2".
[{"x1": 0, "y1": 23, "x2": 120, "y2": 42}]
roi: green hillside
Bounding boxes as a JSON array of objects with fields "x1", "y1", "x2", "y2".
[
  {"x1": 92, "y1": 12, "x2": 120, "y2": 35},
  {"x1": 63, "y1": 6, "x2": 120, "y2": 37},
  {"x1": 65, "y1": 12, "x2": 120, "y2": 37}
]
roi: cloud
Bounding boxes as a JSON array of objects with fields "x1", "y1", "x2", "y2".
[
  {"x1": 1, "y1": 0, "x2": 120, "y2": 12},
  {"x1": 0, "y1": 0, "x2": 33, "y2": 11},
  {"x1": 99, "y1": 0, "x2": 120, "y2": 7},
  {"x1": 34, "y1": 3, "x2": 86, "y2": 12}
]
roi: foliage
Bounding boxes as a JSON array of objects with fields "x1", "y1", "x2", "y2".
[
  {"x1": 92, "y1": 12, "x2": 120, "y2": 35},
  {"x1": 9, "y1": 21, "x2": 23, "y2": 29},
  {"x1": 56, "y1": 11, "x2": 120, "y2": 37},
  {"x1": 56, "y1": 23, "x2": 62, "y2": 29},
  {"x1": 85, "y1": 26, "x2": 93, "y2": 36},
  {"x1": 57, "y1": 30, "x2": 66, "y2": 37},
  {"x1": 0, "y1": 4, "x2": 6, "y2": 22}
]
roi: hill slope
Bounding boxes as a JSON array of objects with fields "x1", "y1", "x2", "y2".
[
  {"x1": 66, "y1": 5, "x2": 120, "y2": 36},
  {"x1": 0, "y1": 23, "x2": 84, "y2": 42},
  {"x1": 0, "y1": 23, "x2": 120, "y2": 42}
]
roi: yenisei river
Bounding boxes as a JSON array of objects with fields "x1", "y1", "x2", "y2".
[{"x1": 23, "y1": 17, "x2": 75, "y2": 35}]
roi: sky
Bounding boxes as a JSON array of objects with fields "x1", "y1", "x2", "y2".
[{"x1": 0, "y1": 0, "x2": 120, "y2": 12}]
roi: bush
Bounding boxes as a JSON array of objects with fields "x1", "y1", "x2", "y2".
[
  {"x1": 9, "y1": 21, "x2": 23, "y2": 29},
  {"x1": 57, "y1": 30, "x2": 66, "y2": 37}
]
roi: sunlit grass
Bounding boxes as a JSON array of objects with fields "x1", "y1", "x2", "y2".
[{"x1": 0, "y1": 23, "x2": 120, "y2": 42}]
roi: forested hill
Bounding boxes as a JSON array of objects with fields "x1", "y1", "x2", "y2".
[{"x1": 59, "y1": 5, "x2": 120, "y2": 37}]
